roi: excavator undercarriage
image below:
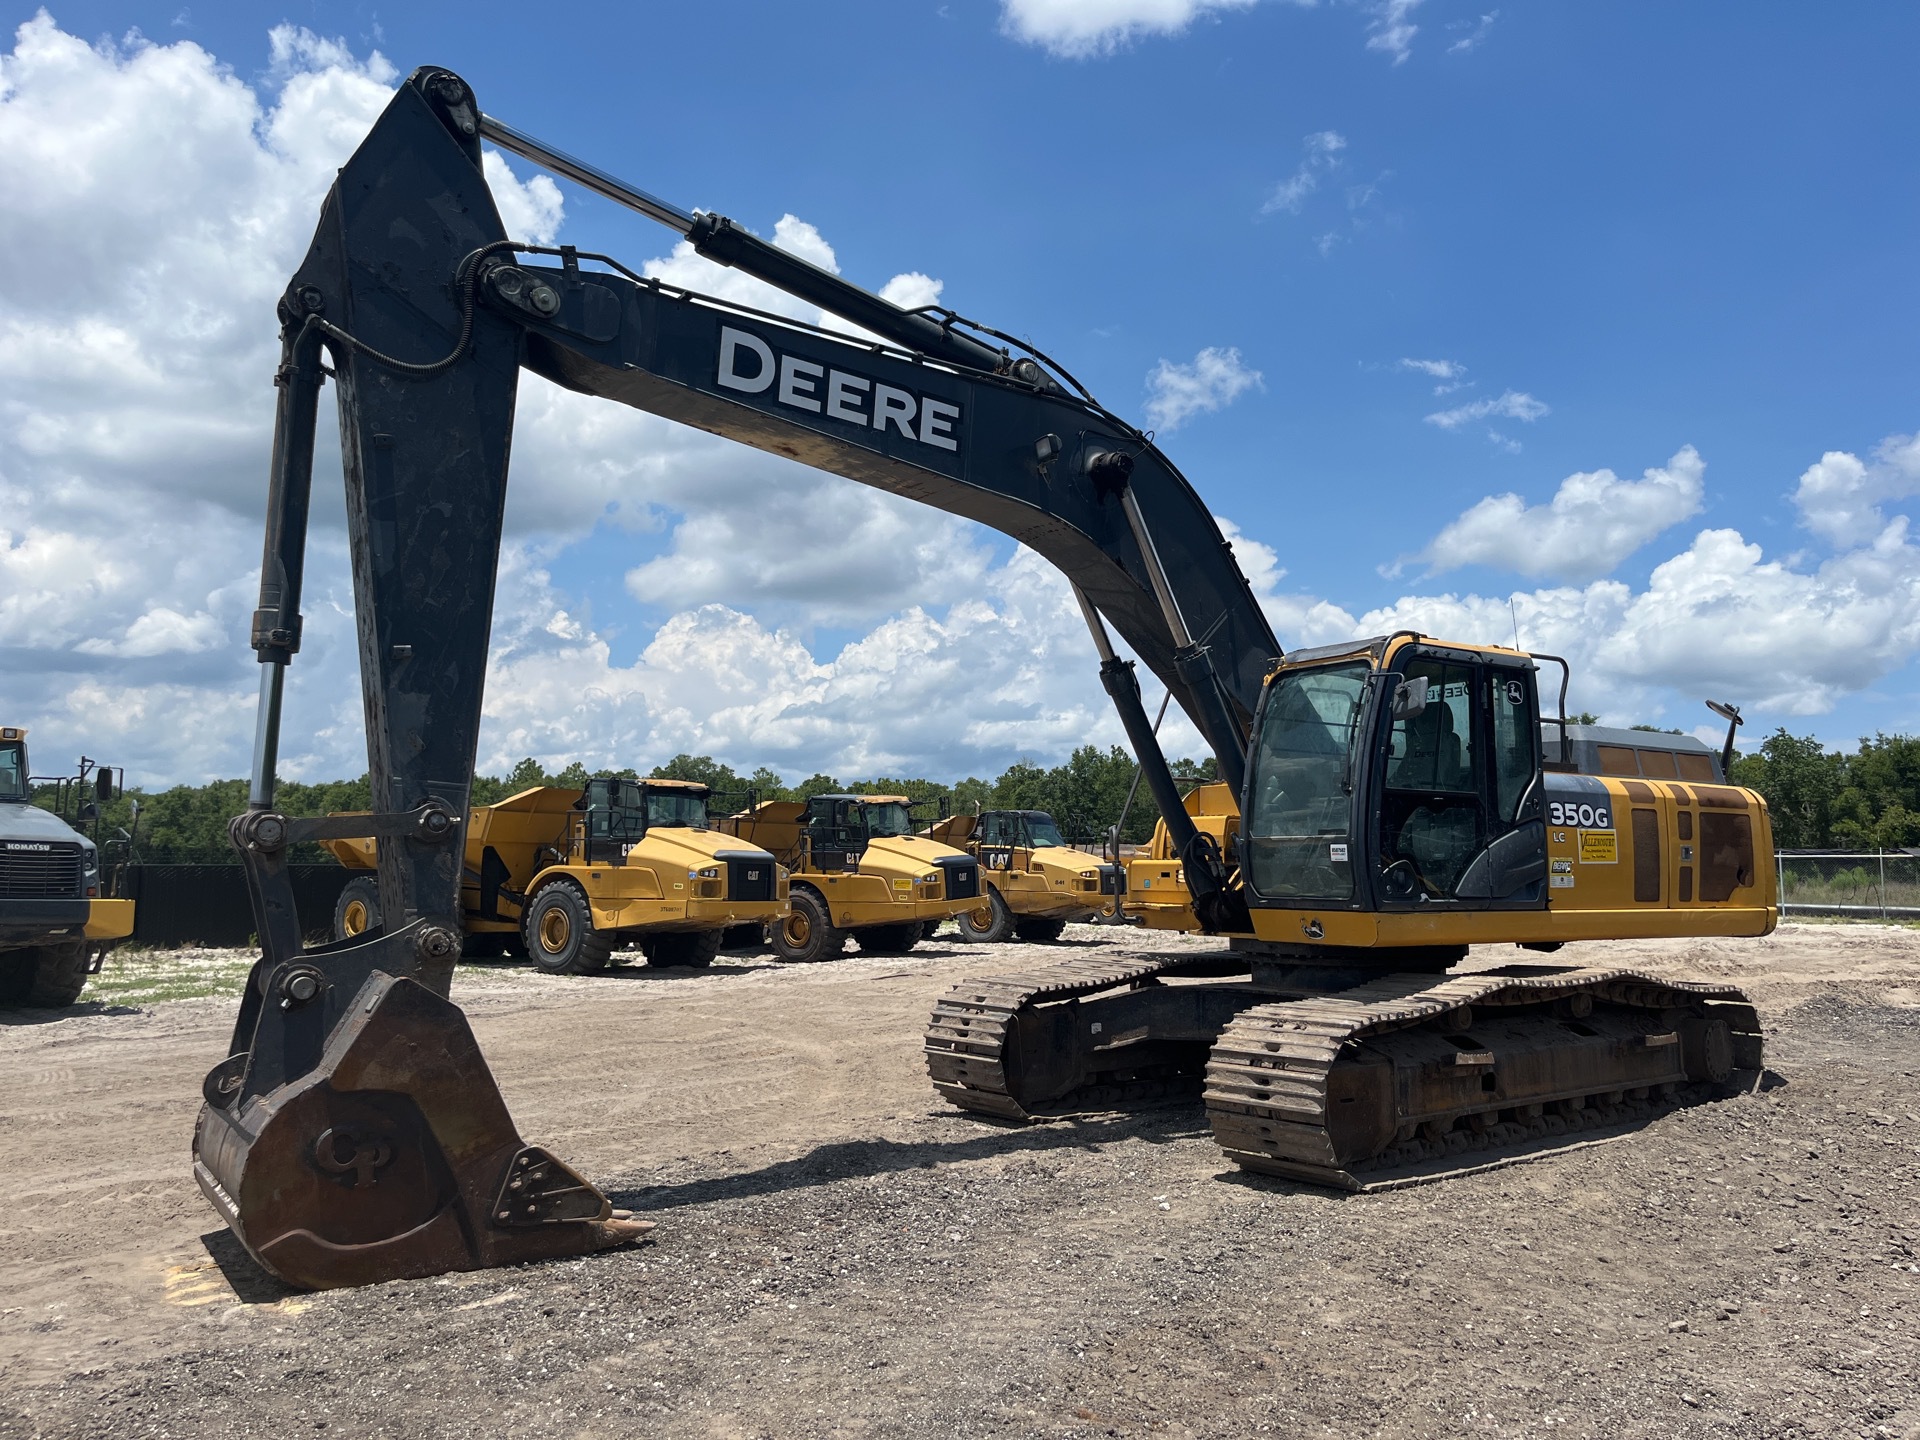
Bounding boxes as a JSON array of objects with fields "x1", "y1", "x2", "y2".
[{"x1": 927, "y1": 953, "x2": 1761, "y2": 1189}]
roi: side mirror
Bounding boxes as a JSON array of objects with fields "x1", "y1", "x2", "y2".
[
  {"x1": 96, "y1": 768, "x2": 116, "y2": 802},
  {"x1": 1391, "y1": 676, "x2": 1430, "y2": 721},
  {"x1": 78, "y1": 802, "x2": 99, "y2": 822}
]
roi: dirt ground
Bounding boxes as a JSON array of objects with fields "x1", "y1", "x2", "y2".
[{"x1": 3, "y1": 922, "x2": 1919, "y2": 1439}]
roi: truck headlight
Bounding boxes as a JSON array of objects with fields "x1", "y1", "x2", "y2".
[{"x1": 693, "y1": 866, "x2": 720, "y2": 880}]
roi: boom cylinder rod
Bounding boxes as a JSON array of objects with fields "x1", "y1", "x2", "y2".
[
  {"x1": 1116, "y1": 488, "x2": 1193, "y2": 648},
  {"x1": 478, "y1": 114, "x2": 697, "y2": 234},
  {"x1": 1073, "y1": 588, "x2": 1215, "y2": 898},
  {"x1": 476, "y1": 114, "x2": 1016, "y2": 380}
]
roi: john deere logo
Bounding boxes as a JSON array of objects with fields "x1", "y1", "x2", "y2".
[{"x1": 1302, "y1": 918, "x2": 1325, "y2": 940}]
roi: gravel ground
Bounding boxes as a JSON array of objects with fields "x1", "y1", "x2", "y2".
[{"x1": 2, "y1": 923, "x2": 1918, "y2": 1439}]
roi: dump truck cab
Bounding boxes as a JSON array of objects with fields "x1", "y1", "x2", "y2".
[
  {"x1": 720, "y1": 794, "x2": 985, "y2": 961},
  {"x1": 327, "y1": 775, "x2": 788, "y2": 974},
  {"x1": 0, "y1": 726, "x2": 135, "y2": 1007},
  {"x1": 931, "y1": 808, "x2": 1123, "y2": 944}
]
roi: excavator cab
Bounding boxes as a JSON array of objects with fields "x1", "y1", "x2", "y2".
[{"x1": 1243, "y1": 640, "x2": 1548, "y2": 915}]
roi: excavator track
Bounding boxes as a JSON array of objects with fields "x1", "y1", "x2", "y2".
[
  {"x1": 1205, "y1": 967, "x2": 1761, "y2": 1189},
  {"x1": 925, "y1": 954, "x2": 1233, "y2": 1120},
  {"x1": 926, "y1": 957, "x2": 1763, "y2": 1189}
]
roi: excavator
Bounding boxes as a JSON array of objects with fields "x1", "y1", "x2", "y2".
[{"x1": 199, "y1": 67, "x2": 1775, "y2": 1290}]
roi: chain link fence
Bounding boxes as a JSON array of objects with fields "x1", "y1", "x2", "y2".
[{"x1": 1777, "y1": 849, "x2": 1920, "y2": 920}]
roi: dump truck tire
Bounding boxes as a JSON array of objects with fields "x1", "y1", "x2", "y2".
[
  {"x1": 332, "y1": 875, "x2": 381, "y2": 942},
  {"x1": 1013, "y1": 915, "x2": 1069, "y2": 944},
  {"x1": 0, "y1": 941, "x2": 90, "y2": 1008},
  {"x1": 920, "y1": 919, "x2": 942, "y2": 941},
  {"x1": 646, "y1": 930, "x2": 722, "y2": 968},
  {"x1": 852, "y1": 921, "x2": 922, "y2": 955},
  {"x1": 955, "y1": 887, "x2": 1014, "y2": 944},
  {"x1": 773, "y1": 888, "x2": 844, "y2": 963},
  {"x1": 523, "y1": 883, "x2": 612, "y2": 975}
]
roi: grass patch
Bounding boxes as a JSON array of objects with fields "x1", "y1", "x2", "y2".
[{"x1": 82, "y1": 945, "x2": 255, "y2": 1005}]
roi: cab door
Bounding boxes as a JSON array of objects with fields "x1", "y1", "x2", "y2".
[
  {"x1": 1372, "y1": 649, "x2": 1545, "y2": 909},
  {"x1": 805, "y1": 798, "x2": 862, "y2": 871}
]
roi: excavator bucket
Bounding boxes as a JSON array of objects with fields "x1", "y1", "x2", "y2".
[{"x1": 195, "y1": 966, "x2": 647, "y2": 1291}]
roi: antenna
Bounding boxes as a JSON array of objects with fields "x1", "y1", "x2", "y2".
[{"x1": 1509, "y1": 596, "x2": 1523, "y2": 650}]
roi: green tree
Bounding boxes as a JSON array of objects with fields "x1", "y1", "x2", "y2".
[{"x1": 1729, "y1": 729, "x2": 1846, "y2": 848}]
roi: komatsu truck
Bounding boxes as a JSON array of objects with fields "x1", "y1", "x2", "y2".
[{"x1": 0, "y1": 726, "x2": 134, "y2": 1006}]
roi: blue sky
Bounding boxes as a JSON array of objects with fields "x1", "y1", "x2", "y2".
[{"x1": 3, "y1": 1, "x2": 1916, "y2": 786}]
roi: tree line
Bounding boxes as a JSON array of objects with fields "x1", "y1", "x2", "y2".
[
  {"x1": 35, "y1": 727, "x2": 1915, "y2": 862},
  {"x1": 33, "y1": 746, "x2": 1220, "y2": 864},
  {"x1": 1728, "y1": 731, "x2": 1919, "y2": 850}
]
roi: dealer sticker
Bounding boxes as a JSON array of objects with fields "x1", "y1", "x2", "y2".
[{"x1": 1578, "y1": 830, "x2": 1618, "y2": 864}]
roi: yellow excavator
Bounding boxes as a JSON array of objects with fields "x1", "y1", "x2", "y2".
[
  {"x1": 323, "y1": 775, "x2": 788, "y2": 971},
  {"x1": 719, "y1": 793, "x2": 984, "y2": 960},
  {"x1": 928, "y1": 809, "x2": 1124, "y2": 941},
  {"x1": 195, "y1": 69, "x2": 1775, "y2": 1289}
]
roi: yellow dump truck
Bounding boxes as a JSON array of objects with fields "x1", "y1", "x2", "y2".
[
  {"x1": 719, "y1": 793, "x2": 986, "y2": 961},
  {"x1": 325, "y1": 775, "x2": 787, "y2": 973},
  {"x1": 1124, "y1": 782, "x2": 1240, "y2": 932},
  {"x1": 927, "y1": 809, "x2": 1124, "y2": 942},
  {"x1": 0, "y1": 726, "x2": 135, "y2": 1006}
]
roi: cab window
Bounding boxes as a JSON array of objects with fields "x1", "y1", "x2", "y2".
[
  {"x1": 1244, "y1": 660, "x2": 1368, "y2": 901},
  {"x1": 1489, "y1": 668, "x2": 1537, "y2": 823}
]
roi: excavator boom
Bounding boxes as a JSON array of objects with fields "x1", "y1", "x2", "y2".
[{"x1": 202, "y1": 66, "x2": 1276, "y2": 1288}]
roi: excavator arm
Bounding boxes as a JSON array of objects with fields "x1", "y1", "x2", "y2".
[{"x1": 201, "y1": 66, "x2": 1278, "y2": 1289}]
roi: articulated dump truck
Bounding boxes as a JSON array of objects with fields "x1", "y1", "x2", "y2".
[
  {"x1": 0, "y1": 726, "x2": 134, "y2": 1006},
  {"x1": 928, "y1": 809, "x2": 1124, "y2": 942},
  {"x1": 719, "y1": 794, "x2": 984, "y2": 961},
  {"x1": 325, "y1": 776, "x2": 788, "y2": 972},
  {"x1": 196, "y1": 69, "x2": 1777, "y2": 1290}
]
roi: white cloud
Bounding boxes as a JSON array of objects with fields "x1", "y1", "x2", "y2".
[
  {"x1": 1319, "y1": 432, "x2": 1920, "y2": 722},
  {"x1": 1425, "y1": 388, "x2": 1549, "y2": 430},
  {"x1": 1792, "y1": 429, "x2": 1920, "y2": 546},
  {"x1": 998, "y1": 0, "x2": 1269, "y2": 58},
  {"x1": 1447, "y1": 10, "x2": 1498, "y2": 54},
  {"x1": 1397, "y1": 356, "x2": 1468, "y2": 394},
  {"x1": 1142, "y1": 347, "x2": 1263, "y2": 431},
  {"x1": 1366, "y1": 0, "x2": 1423, "y2": 64},
  {"x1": 1419, "y1": 446, "x2": 1707, "y2": 582},
  {"x1": 1260, "y1": 129, "x2": 1345, "y2": 216}
]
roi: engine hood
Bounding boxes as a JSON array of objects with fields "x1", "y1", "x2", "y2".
[
  {"x1": 634, "y1": 826, "x2": 775, "y2": 868},
  {"x1": 1027, "y1": 845, "x2": 1106, "y2": 881},
  {"x1": 0, "y1": 801, "x2": 93, "y2": 851},
  {"x1": 862, "y1": 834, "x2": 967, "y2": 880}
]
